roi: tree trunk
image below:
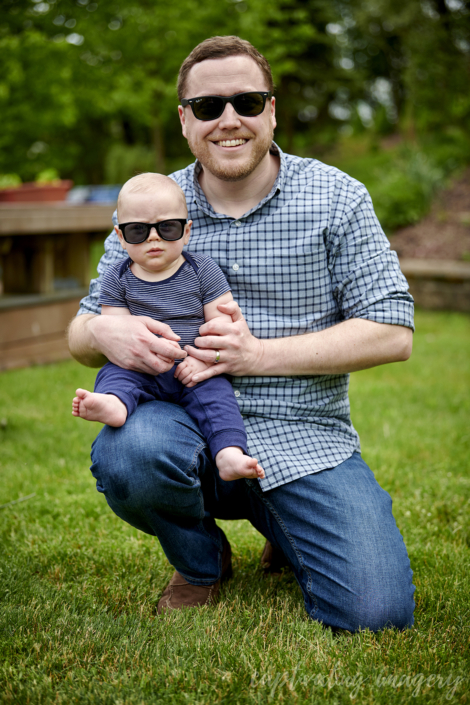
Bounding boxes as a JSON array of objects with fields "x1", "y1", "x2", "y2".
[{"x1": 153, "y1": 121, "x2": 166, "y2": 174}]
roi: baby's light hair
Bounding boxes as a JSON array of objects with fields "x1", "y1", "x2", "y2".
[{"x1": 117, "y1": 173, "x2": 188, "y2": 220}]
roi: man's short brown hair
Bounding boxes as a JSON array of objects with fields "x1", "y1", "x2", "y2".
[{"x1": 177, "y1": 36, "x2": 274, "y2": 101}]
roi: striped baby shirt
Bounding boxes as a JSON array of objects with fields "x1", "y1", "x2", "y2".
[
  {"x1": 79, "y1": 142, "x2": 414, "y2": 491},
  {"x1": 98, "y1": 252, "x2": 231, "y2": 355}
]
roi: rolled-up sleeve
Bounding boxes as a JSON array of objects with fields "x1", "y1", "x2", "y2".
[{"x1": 327, "y1": 180, "x2": 414, "y2": 330}]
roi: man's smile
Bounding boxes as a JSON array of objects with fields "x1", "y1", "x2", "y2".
[{"x1": 213, "y1": 138, "x2": 248, "y2": 147}]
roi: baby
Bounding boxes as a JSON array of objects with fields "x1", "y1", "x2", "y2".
[{"x1": 72, "y1": 173, "x2": 264, "y2": 482}]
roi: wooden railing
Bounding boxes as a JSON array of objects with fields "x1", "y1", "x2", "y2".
[{"x1": 0, "y1": 203, "x2": 115, "y2": 370}]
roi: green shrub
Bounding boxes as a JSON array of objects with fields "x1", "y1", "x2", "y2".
[
  {"x1": 322, "y1": 132, "x2": 470, "y2": 233},
  {"x1": 104, "y1": 144, "x2": 157, "y2": 185},
  {"x1": 371, "y1": 152, "x2": 443, "y2": 231},
  {"x1": 0, "y1": 173, "x2": 22, "y2": 188}
]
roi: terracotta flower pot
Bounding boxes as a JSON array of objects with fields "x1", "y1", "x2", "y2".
[{"x1": 0, "y1": 180, "x2": 73, "y2": 203}]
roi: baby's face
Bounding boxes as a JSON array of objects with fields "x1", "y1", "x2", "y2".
[{"x1": 115, "y1": 191, "x2": 191, "y2": 277}]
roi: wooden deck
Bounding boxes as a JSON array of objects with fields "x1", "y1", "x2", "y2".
[{"x1": 0, "y1": 203, "x2": 114, "y2": 370}]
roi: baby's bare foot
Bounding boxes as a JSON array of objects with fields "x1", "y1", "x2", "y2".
[
  {"x1": 72, "y1": 389, "x2": 127, "y2": 427},
  {"x1": 215, "y1": 447, "x2": 265, "y2": 482}
]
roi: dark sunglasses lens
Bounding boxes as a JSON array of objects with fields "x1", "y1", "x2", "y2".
[
  {"x1": 123, "y1": 223, "x2": 148, "y2": 243},
  {"x1": 234, "y1": 92, "x2": 266, "y2": 116},
  {"x1": 192, "y1": 96, "x2": 224, "y2": 121},
  {"x1": 158, "y1": 220, "x2": 184, "y2": 240}
]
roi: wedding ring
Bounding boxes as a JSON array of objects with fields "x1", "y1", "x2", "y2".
[{"x1": 214, "y1": 350, "x2": 221, "y2": 364}]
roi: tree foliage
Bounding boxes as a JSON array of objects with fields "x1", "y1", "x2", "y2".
[{"x1": 0, "y1": 0, "x2": 468, "y2": 183}]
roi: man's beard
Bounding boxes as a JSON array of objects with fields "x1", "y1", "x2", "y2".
[{"x1": 186, "y1": 127, "x2": 274, "y2": 182}]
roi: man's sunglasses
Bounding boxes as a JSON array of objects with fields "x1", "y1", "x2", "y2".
[
  {"x1": 119, "y1": 219, "x2": 187, "y2": 244},
  {"x1": 181, "y1": 91, "x2": 272, "y2": 121}
]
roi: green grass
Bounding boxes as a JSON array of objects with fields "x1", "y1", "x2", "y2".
[{"x1": 1, "y1": 310, "x2": 469, "y2": 704}]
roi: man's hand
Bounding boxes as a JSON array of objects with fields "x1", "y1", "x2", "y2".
[
  {"x1": 68, "y1": 313, "x2": 186, "y2": 375},
  {"x1": 182, "y1": 302, "x2": 413, "y2": 382},
  {"x1": 183, "y1": 301, "x2": 264, "y2": 382},
  {"x1": 174, "y1": 356, "x2": 213, "y2": 387}
]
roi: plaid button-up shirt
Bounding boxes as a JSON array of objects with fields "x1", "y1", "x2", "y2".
[{"x1": 78, "y1": 143, "x2": 414, "y2": 491}]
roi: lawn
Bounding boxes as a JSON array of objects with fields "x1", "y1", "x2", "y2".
[{"x1": 0, "y1": 310, "x2": 469, "y2": 704}]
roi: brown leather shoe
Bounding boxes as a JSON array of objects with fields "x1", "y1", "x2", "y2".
[
  {"x1": 261, "y1": 540, "x2": 290, "y2": 574},
  {"x1": 157, "y1": 534, "x2": 232, "y2": 614}
]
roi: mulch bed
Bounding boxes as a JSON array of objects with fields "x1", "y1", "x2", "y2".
[{"x1": 389, "y1": 168, "x2": 470, "y2": 262}]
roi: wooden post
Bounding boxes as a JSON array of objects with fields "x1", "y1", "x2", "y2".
[
  {"x1": 31, "y1": 236, "x2": 54, "y2": 294},
  {"x1": 65, "y1": 232, "x2": 90, "y2": 288}
]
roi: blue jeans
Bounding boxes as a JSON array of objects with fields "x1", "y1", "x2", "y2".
[{"x1": 90, "y1": 401, "x2": 415, "y2": 632}]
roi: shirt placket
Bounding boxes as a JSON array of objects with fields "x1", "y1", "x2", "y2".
[{"x1": 225, "y1": 215, "x2": 249, "y2": 402}]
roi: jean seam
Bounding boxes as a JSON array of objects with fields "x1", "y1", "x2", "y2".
[
  {"x1": 178, "y1": 525, "x2": 223, "y2": 586},
  {"x1": 186, "y1": 440, "x2": 207, "y2": 534},
  {"x1": 185, "y1": 440, "x2": 207, "y2": 476},
  {"x1": 183, "y1": 439, "x2": 223, "y2": 585},
  {"x1": 247, "y1": 480, "x2": 319, "y2": 617}
]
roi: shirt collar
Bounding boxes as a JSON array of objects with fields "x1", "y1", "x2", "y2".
[{"x1": 192, "y1": 141, "x2": 285, "y2": 219}]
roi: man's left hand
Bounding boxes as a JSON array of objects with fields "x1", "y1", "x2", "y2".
[{"x1": 184, "y1": 301, "x2": 264, "y2": 382}]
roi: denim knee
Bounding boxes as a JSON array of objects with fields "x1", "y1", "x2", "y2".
[
  {"x1": 246, "y1": 455, "x2": 415, "y2": 633},
  {"x1": 90, "y1": 400, "x2": 209, "y2": 518},
  {"x1": 330, "y1": 562, "x2": 415, "y2": 633}
]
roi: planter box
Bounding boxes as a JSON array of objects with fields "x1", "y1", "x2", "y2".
[{"x1": 0, "y1": 180, "x2": 73, "y2": 203}]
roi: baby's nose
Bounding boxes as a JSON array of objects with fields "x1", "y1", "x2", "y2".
[{"x1": 148, "y1": 227, "x2": 160, "y2": 240}]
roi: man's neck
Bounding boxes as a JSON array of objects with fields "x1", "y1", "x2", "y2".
[{"x1": 199, "y1": 152, "x2": 280, "y2": 220}]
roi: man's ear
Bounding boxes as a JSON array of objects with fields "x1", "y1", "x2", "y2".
[
  {"x1": 270, "y1": 96, "x2": 277, "y2": 131},
  {"x1": 114, "y1": 225, "x2": 127, "y2": 251},
  {"x1": 178, "y1": 106, "x2": 187, "y2": 139}
]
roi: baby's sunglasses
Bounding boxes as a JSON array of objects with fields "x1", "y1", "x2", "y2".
[
  {"x1": 180, "y1": 91, "x2": 272, "y2": 121},
  {"x1": 119, "y1": 219, "x2": 188, "y2": 244}
]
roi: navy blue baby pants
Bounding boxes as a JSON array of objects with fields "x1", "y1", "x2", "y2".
[{"x1": 94, "y1": 362, "x2": 248, "y2": 461}]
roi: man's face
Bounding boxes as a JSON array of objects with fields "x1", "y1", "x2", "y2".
[{"x1": 178, "y1": 55, "x2": 276, "y2": 183}]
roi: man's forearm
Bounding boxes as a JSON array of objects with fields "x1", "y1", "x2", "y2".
[
  {"x1": 183, "y1": 304, "x2": 414, "y2": 382},
  {"x1": 67, "y1": 314, "x2": 108, "y2": 368},
  {"x1": 256, "y1": 319, "x2": 413, "y2": 376}
]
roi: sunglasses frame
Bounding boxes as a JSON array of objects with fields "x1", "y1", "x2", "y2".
[
  {"x1": 181, "y1": 91, "x2": 272, "y2": 121},
  {"x1": 118, "y1": 219, "x2": 188, "y2": 244}
]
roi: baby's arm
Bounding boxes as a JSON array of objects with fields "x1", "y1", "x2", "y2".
[
  {"x1": 174, "y1": 292, "x2": 234, "y2": 387},
  {"x1": 203, "y1": 291, "x2": 234, "y2": 325},
  {"x1": 101, "y1": 305, "x2": 131, "y2": 316}
]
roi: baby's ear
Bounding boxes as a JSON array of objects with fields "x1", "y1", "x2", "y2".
[{"x1": 114, "y1": 225, "x2": 127, "y2": 251}]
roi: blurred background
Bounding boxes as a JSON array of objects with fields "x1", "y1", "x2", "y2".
[{"x1": 1, "y1": 0, "x2": 469, "y2": 233}]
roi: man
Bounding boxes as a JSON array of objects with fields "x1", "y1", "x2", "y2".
[{"x1": 68, "y1": 36, "x2": 415, "y2": 632}]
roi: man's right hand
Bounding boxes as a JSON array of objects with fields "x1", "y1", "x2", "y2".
[{"x1": 68, "y1": 314, "x2": 186, "y2": 375}]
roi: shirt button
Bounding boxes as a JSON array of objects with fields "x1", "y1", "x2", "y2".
[
  {"x1": 234, "y1": 390, "x2": 240, "y2": 397},
  {"x1": 234, "y1": 221, "x2": 241, "y2": 227},
  {"x1": 232, "y1": 263, "x2": 239, "y2": 271}
]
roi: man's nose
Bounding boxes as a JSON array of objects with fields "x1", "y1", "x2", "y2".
[{"x1": 217, "y1": 102, "x2": 242, "y2": 129}]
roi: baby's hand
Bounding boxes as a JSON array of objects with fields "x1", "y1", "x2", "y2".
[{"x1": 174, "y1": 356, "x2": 212, "y2": 387}]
